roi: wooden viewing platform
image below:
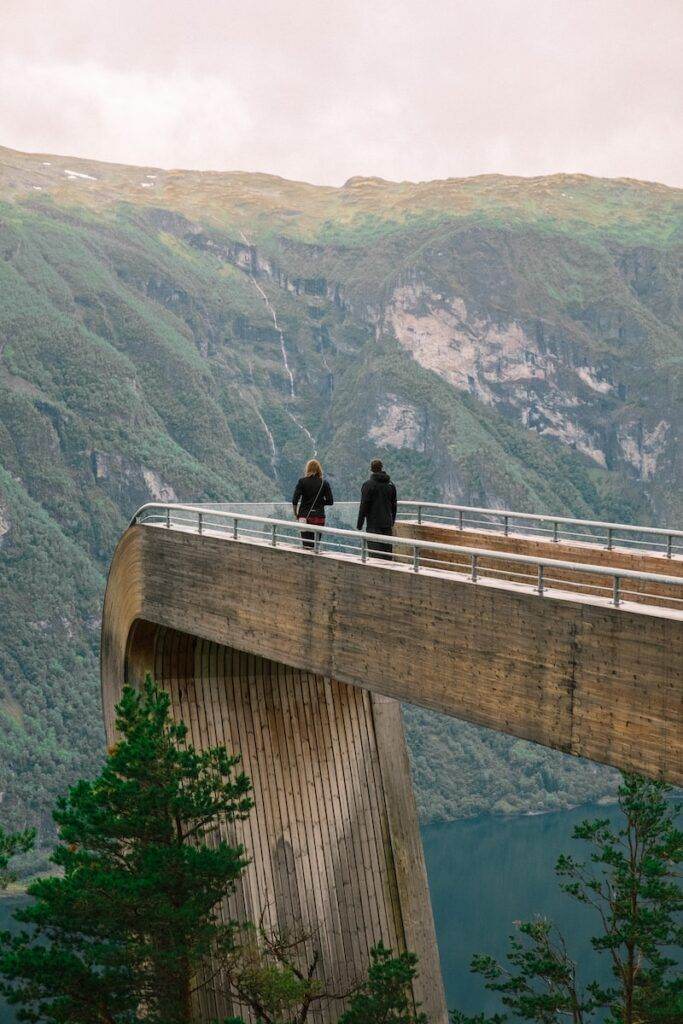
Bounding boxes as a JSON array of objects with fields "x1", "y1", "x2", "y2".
[{"x1": 101, "y1": 503, "x2": 683, "y2": 1024}]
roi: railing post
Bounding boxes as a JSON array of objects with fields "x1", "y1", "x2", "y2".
[
  {"x1": 361, "y1": 537, "x2": 367, "y2": 563},
  {"x1": 314, "y1": 530, "x2": 321, "y2": 554},
  {"x1": 165, "y1": 507, "x2": 171, "y2": 529},
  {"x1": 606, "y1": 527, "x2": 613, "y2": 551},
  {"x1": 271, "y1": 524, "x2": 277, "y2": 547},
  {"x1": 503, "y1": 515, "x2": 509, "y2": 537},
  {"x1": 667, "y1": 534, "x2": 673, "y2": 559},
  {"x1": 417, "y1": 504, "x2": 422, "y2": 525},
  {"x1": 413, "y1": 545, "x2": 420, "y2": 572},
  {"x1": 537, "y1": 564, "x2": 544, "y2": 596},
  {"x1": 471, "y1": 553, "x2": 478, "y2": 582},
  {"x1": 613, "y1": 576, "x2": 621, "y2": 607},
  {"x1": 197, "y1": 511, "x2": 203, "y2": 535},
  {"x1": 553, "y1": 521, "x2": 559, "y2": 543},
  {"x1": 233, "y1": 518, "x2": 238, "y2": 540},
  {"x1": 458, "y1": 509, "x2": 464, "y2": 531}
]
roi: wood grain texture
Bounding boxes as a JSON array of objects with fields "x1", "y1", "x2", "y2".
[
  {"x1": 149, "y1": 628, "x2": 432, "y2": 1022},
  {"x1": 101, "y1": 531, "x2": 448, "y2": 1022},
  {"x1": 102, "y1": 525, "x2": 682, "y2": 783},
  {"x1": 100, "y1": 522, "x2": 682, "y2": 1021},
  {"x1": 394, "y1": 522, "x2": 683, "y2": 608}
]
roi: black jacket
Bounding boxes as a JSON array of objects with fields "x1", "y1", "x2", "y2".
[
  {"x1": 357, "y1": 472, "x2": 397, "y2": 532},
  {"x1": 292, "y1": 475, "x2": 334, "y2": 518}
]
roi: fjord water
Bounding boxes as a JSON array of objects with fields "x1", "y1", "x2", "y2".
[
  {"x1": 422, "y1": 803, "x2": 622, "y2": 1015},
  {"x1": 0, "y1": 806, "x2": 621, "y2": 1023}
]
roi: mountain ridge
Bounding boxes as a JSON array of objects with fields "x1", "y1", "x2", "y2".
[
  {"x1": 4, "y1": 143, "x2": 681, "y2": 189},
  {"x1": 0, "y1": 143, "x2": 679, "y2": 845},
  {"x1": 2, "y1": 145, "x2": 680, "y2": 247}
]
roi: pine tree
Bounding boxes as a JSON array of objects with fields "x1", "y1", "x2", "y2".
[
  {"x1": 451, "y1": 773, "x2": 682, "y2": 1024},
  {"x1": 337, "y1": 942, "x2": 428, "y2": 1024},
  {"x1": 0, "y1": 825, "x2": 34, "y2": 890},
  {"x1": 0, "y1": 676, "x2": 252, "y2": 1024}
]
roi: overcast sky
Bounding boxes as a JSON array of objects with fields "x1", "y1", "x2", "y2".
[{"x1": 2, "y1": 0, "x2": 681, "y2": 187}]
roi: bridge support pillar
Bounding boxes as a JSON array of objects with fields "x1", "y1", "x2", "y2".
[{"x1": 112, "y1": 621, "x2": 447, "y2": 1024}]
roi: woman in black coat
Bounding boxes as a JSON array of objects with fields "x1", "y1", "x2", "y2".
[{"x1": 292, "y1": 459, "x2": 334, "y2": 549}]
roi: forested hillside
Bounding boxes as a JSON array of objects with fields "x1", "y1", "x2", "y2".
[{"x1": 1, "y1": 145, "x2": 679, "y2": 841}]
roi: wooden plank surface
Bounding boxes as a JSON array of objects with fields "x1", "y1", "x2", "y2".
[
  {"x1": 103, "y1": 525, "x2": 682, "y2": 783},
  {"x1": 394, "y1": 521, "x2": 683, "y2": 608},
  {"x1": 100, "y1": 522, "x2": 683, "y2": 1023},
  {"x1": 134, "y1": 625, "x2": 437, "y2": 1022}
]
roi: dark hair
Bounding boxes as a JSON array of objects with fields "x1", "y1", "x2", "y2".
[{"x1": 370, "y1": 458, "x2": 383, "y2": 473}]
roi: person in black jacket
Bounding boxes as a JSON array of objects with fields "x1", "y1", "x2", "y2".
[
  {"x1": 356, "y1": 458, "x2": 397, "y2": 559},
  {"x1": 292, "y1": 459, "x2": 334, "y2": 550}
]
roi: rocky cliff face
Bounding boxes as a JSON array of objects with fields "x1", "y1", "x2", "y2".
[
  {"x1": 386, "y1": 280, "x2": 675, "y2": 487},
  {"x1": 0, "y1": 146, "x2": 679, "y2": 840}
]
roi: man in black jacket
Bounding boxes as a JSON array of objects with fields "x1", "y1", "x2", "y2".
[{"x1": 356, "y1": 459, "x2": 397, "y2": 559}]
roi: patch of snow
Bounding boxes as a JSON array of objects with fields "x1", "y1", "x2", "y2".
[
  {"x1": 576, "y1": 366, "x2": 613, "y2": 394},
  {"x1": 32, "y1": 185, "x2": 42, "y2": 190},
  {"x1": 140, "y1": 182, "x2": 154, "y2": 188},
  {"x1": 369, "y1": 397, "x2": 422, "y2": 449},
  {"x1": 42, "y1": 161, "x2": 51, "y2": 166},
  {"x1": 64, "y1": 169, "x2": 98, "y2": 181},
  {"x1": 146, "y1": 174, "x2": 157, "y2": 179}
]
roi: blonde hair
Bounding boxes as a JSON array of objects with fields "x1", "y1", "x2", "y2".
[{"x1": 305, "y1": 458, "x2": 323, "y2": 478}]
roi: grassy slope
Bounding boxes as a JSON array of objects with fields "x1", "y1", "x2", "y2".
[{"x1": 0, "y1": 147, "x2": 680, "y2": 841}]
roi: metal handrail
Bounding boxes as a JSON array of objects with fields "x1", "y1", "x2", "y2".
[
  {"x1": 131, "y1": 502, "x2": 683, "y2": 612},
  {"x1": 397, "y1": 500, "x2": 682, "y2": 556}
]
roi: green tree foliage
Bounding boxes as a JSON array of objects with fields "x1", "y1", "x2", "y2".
[
  {"x1": 217, "y1": 922, "x2": 326, "y2": 1024},
  {"x1": 1, "y1": 678, "x2": 429, "y2": 1024},
  {"x1": 0, "y1": 825, "x2": 34, "y2": 890},
  {"x1": 337, "y1": 943, "x2": 428, "y2": 1024},
  {"x1": 219, "y1": 939, "x2": 430, "y2": 1024},
  {"x1": 451, "y1": 773, "x2": 682, "y2": 1024},
  {"x1": 0, "y1": 676, "x2": 253, "y2": 1023}
]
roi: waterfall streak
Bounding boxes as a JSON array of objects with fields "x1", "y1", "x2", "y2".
[
  {"x1": 240, "y1": 230, "x2": 318, "y2": 455},
  {"x1": 287, "y1": 411, "x2": 318, "y2": 456},
  {"x1": 253, "y1": 402, "x2": 279, "y2": 478},
  {"x1": 253, "y1": 278, "x2": 296, "y2": 398}
]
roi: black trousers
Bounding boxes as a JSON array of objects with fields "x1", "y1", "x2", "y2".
[
  {"x1": 367, "y1": 527, "x2": 393, "y2": 560},
  {"x1": 299, "y1": 516, "x2": 325, "y2": 550}
]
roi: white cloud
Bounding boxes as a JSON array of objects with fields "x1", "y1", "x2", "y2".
[
  {"x1": 1, "y1": 0, "x2": 681, "y2": 186},
  {"x1": 0, "y1": 58, "x2": 253, "y2": 169}
]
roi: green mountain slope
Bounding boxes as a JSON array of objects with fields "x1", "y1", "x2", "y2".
[{"x1": 1, "y1": 146, "x2": 680, "y2": 841}]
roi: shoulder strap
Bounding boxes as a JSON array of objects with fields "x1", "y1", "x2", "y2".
[{"x1": 310, "y1": 478, "x2": 325, "y2": 509}]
